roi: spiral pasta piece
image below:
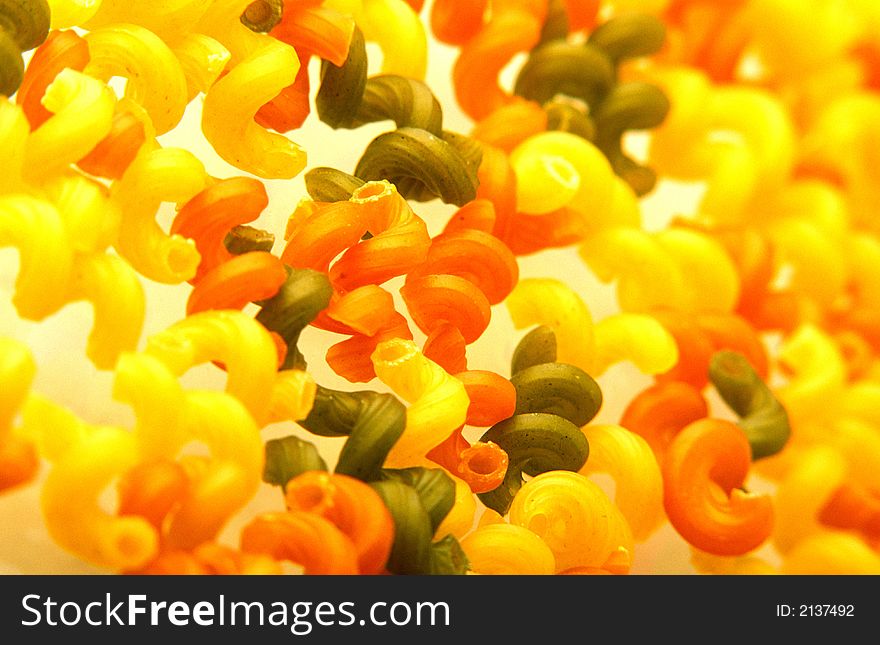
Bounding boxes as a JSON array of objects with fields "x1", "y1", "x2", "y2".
[
  {"x1": 509, "y1": 470, "x2": 634, "y2": 573},
  {"x1": 199, "y1": 4, "x2": 306, "y2": 178},
  {"x1": 145, "y1": 309, "x2": 278, "y2": 425},
  {"x1": 22, "y1": 396, "x2": 158, "y2": 571},
  {"x1": 240, "y1": 510, "x2": 361, "y2": 574},
  {"x1": 371, "y1": 338, "x2": 469, "y2": 468},
  {"x1": 112, "y1": 145, "x2": 208, "y2": 284},
  {"x1": 619, "y1": 381, "x2": 708, "y2": 460},
  {"x1": 23, "y1": 68, "x2": 115, "y2": 181},
  {"x1": 663, "y1": 418, "x2": 774, "y2": 556},
  {"x1": 83, "y1": 23, "x2": 188, "y2": 135},
  {"x1": 461, "y1": 523, "x2": 555, "y2": 575},
  {"x1": 0, "y1": 193, "x2": 74, "y2": 320},
  {"x1": 284, "y1": 470, "x2": 394, "y2": 574},
  {"x1": 579, "y1": 423, "x2": 665, "y2": 541}
]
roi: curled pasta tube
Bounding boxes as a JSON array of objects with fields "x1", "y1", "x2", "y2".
[
  {"x1": 0, "y1": 338, "x2": 39, "y2": 492},
  {"x1": 775, "y1": 324, "x2": 847, "y2": 428},
  {"x1": 619, "y1": 381, "x2": 708, "y2": 460},
  {"x1": 112, "y1": 352, "x2": 186, "y2": 461},
  {"x1": 170, "y1": 32, "x2": 230, "y2": 102},
  {"x1": 83, "y1": 23, "x2": 188, "y2": 135},
  {"x1": 327, "y1": 0, "x2": 427, "y2": 79},
  {"x1": 145, "y1": 310, "x2": 278, "y2": 426},
  {"x1": 284, "y1": 471, "x2": 394, "y2": 574},
  {"x1": 23, "y1": 68, "x2": 115, "y2": 182},
  {"x1": 371, "y1": 338, "x2": 469, "y2": 468},
  {"x1": 199, "y1": 3, "x2": 306, "y2": 179},
  {"x1": 590, "y1": 313, "x2": 679, "y2": 377},
  {"x1": 509, "y1": 470, "x2": 634, "y2": 573},
  {"x1": 22, "y1": 397, "x2": 158, "y2": 571},
  {"x1": 505, "y1": 278, "x2": 596, "y2": 373},
  {"x1": 112, "y1": 146, "x2": 208, "y2": 284},
  {"x1": 83, "y1": 0, "x2": 210, "y2": 37},
  {"x1": 461, "y1": 523, "x2": 555, "y2": 575},
  {"x1": 0, "y1": 194, "x2": 74, "y2": 320},
  {"x1": 509, "y1": 131, "x2": 617, "y2": 233},
  {"x1": 580, "y1": 424, "x2": 665, "y2": 542},
  {"x1": 663, "y1": 418, "x2": 774, "y2": 556},
  {"x1": 241, "y1": 511, "x2": 361, "y2": 575},
  {"x1": 709, "y1": 350, "x2": 791, "y2": 460},
  {"x1": 166, "y1": 389, "x2": 264, "y2": 549},
  {"x1": 66, "y1": 253, "x2": 146, "y2": 370}
]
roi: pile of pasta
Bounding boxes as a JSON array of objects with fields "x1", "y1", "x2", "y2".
[{"x1": 2, "y1": 0, "x2": 880, "y2": 575}]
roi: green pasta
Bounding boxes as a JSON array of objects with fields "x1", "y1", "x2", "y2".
[
  {"x1": 0, "y1": 0, "x2": 51, "y2": 52},
  {"x1": 513, "y1": 41, "x2": 616, "y2": 108},
  {"x1": 303, "y1": 167, "x2": 366, "y2": 203},
  {"x1": 315, "y1": 25, "x2": 367, "y2": 128},
  {"x1": 354, "y1": 74, "x2": 444, "y2": 135},
  {"x1": 254, "y1": 267, "x2": 333, "y2": 370},
  {"x1": 511, "y1": 325, "x2": 558, "y2": 375},
  {"x1": 262, "y1": 435, "x2": 328, "y2": 490},
  {"x1": 587, "y1": 12, "x2": 667, "y2": 64},
  {"x1": 709, "y1": 350, "x2": 792, "y2": 460},
  {"x1": 477, "y1": 412, "x2": 590, "y2": 514},
  {"x1": 511, "y1": 362, "x2": 603, "y2": 427},
  {"x1": 354, "y1": 127, "x2": 480, "y2": 206},
  {"x1": 538, "y1": 0, "x2": 570, "y2": 46},
  {"x1": 223, "y1": 225, "x2": 276, "y2": 255},
  {"x1": 0, "y1": 30, "x2": 23, "y2": 97},
  {"x1": 544, "y1": 98, "x2": 596, "y2": 141}
]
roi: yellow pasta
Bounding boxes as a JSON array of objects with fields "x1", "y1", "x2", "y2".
[
  {"x1": 780, "y1": 531, "x2": 880, "y2": 575},
  {"x1": 371, "y1": 338, "x2": 469, "y2": 468},
  {"x1": 772, "y1": 445, "x2": 847, "y2": 555},
  {"x1": 165, "y1": 389, "x2": 264, "y2": 549},
  {"x1": 22, "y1": 396, "x2": 159, "y2": 571},
  {"x1": 508, "y1": 470, "x2": 634, "y2": 573},
  {"x1": 198, "y1": 1, "x2": 307, "y2": 179},
  {"x1": 170, "y1": 33, "x2": 231, "y2": 102},
  {"x1": 460, "y1": 523, "x2": 556, "y2": 575},
  {"x1": 579, "y1": 423, "x2": 665, "y2": 541},
  {"x1": 23, "y1": 69, "x2": 116, "y2": 182},
  {"x1": 83, "y1": 23, "x2": 189, "y2": 135},
  {"x1": 83, "y1": 0, "x2": 210, "y2": 37},
  {"x1": 112, "y1": 145, "x2": 207, "y2": 284},
  {"x1": 327, "y1": 0, "x2": 427, "y2": 79},
  {"x1": 434, "y1": 475, "x2": 477, "y2": 540},
  {"x1": 590, "y1": 314, "x2": 678, "y2": 377},
  {"x1": 144, "y1": 309, "x2": 279, "y2": 425},
  {"x1": 0, "y1": 194, "x2": 74, "y2": 320},
  {"x1": 505, "y1": 278, "x2": 596, "y2": 373},
  {"x1": 47, "y1": 0, "x2": 104, "y2": 29},
  {"x1": 268, "y1": 369, "x2": 318, "y2": 425},
  {"x1": 0, "y1": 98, "x2": 28, "y2": 195}
]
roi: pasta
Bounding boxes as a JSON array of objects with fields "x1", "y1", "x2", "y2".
[{"x1": 3, "y1": 0, "x2": 880, "y2": 579}]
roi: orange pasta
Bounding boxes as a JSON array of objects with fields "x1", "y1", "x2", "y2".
[
  {"x1": 818, "y1": 482, "x2": 880, "y2": 545},
  {"x1": 455, "y1": 369, "x2": 517, "y2": 428},
  {"x1": 284, "y1": 471, "x2": 394, "y2": 575},
  {"x1": 619, "y1": 381, "x2": 709, "y2": 460},
  {"x1": 430, "y1": 0, "x2": 487, "y2": 46},
  {"x1": 427, "y1": 427, "x2": 509, "y2": 494},
  {"x1": 402, "y1": 274, "x2": 491, "y2": 344},
  {"x1": 270, "y1": 1, "x2": 354, "y2": 66},
  {"x1": 16, "y1": 30, "x2": 90, "y2": 130},
  {"x1": 452, "y1": 3, "x2": 545, "y2": 120},
  {"x1": 171, "y1": 177, "x2": 270, "y2": 284},
  {"x1": 255, "y1": 49, "x2": 313, "y2": 133},
  {"x1": 423, "y1": 322, "x2": 468, "y2": 374},
  {"x1": 185, "y1": 251, "x2": 288, "y2": 316},
  {"x1": 471, "y1": 100, "x2": 548, "y2": 153},
  {"x1": 443, "y1": 199, "x2": 497, "y2": 236},
  {"x1": 240, "y1": 511, "x2": 361, "y2": 575},
  {"x1": 663, "y1": 418, "x2": 774, "y2": 555},
  {"x1": 117, "y1": 459, "x2": 189, "y2": 531},
  {"x1": 77, "y1": 106, "x2": 148, "y2": 180}
]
